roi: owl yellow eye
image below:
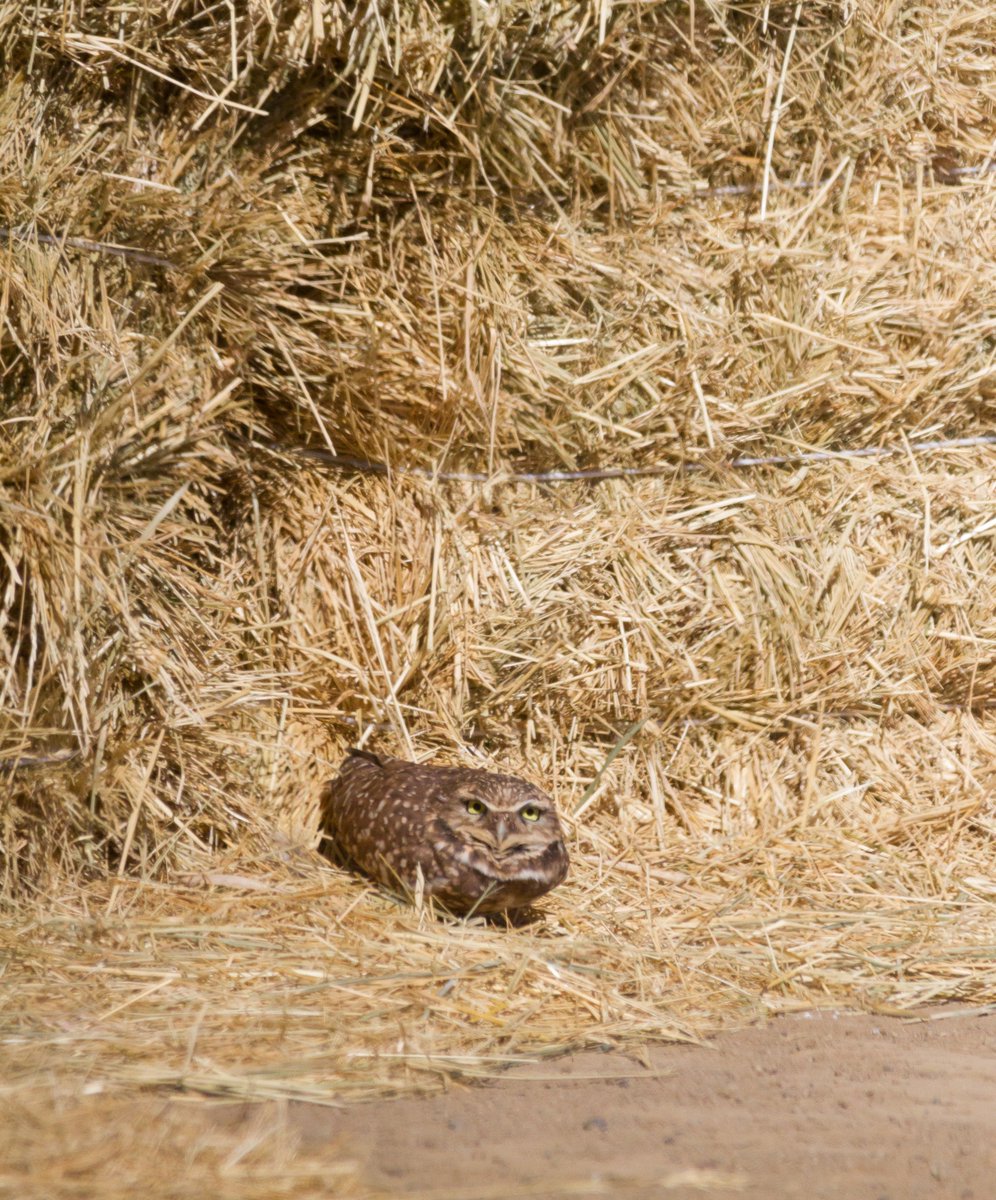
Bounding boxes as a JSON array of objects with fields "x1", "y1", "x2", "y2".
[
  {"x1": 465, "y1": 798, "x2": 486, "y2": 816},
  {"x1": 520, "y1": 804, "x2": 541, "y2": 822}
]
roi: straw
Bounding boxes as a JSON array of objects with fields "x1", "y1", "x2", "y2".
[{"x1": 3, "y1": 4, "x2": 996, "y2": 1192}]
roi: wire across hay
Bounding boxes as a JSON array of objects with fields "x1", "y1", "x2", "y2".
[{"x1": 2, "y1": 0, "x2": 996, "y2": 1146}]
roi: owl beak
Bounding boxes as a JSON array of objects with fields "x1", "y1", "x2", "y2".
[{"x1": 495, "y1": 817, "x2": 511, "y2": 846}]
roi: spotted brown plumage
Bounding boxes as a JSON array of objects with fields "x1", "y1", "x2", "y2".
[{"x1": 323, "y1": 749, "x2": 569, "y2": 914}]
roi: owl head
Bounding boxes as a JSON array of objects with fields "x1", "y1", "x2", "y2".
[
  {"x1": 435, "y1": 773, "x2": 563, "y2": 859},
  {"x1": 423, "y1": 765, "x2": 569, "y2": 912}
]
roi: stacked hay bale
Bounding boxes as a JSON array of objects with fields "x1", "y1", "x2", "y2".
[{"x1": 1, "y1": 1, "x2": 995, "y2": 1021}]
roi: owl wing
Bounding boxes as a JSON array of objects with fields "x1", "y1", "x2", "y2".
[{"x1": 325, "y1": 753, "x2": 444, "y2": 896}]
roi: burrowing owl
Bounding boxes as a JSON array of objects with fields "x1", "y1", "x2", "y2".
[{"x1": 323, "y1": 749, "x2": 569, "y2": 914}]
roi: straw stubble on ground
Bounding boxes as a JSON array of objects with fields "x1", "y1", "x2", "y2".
[{"x1": 2, "y1": 0, "x2": 996, "y2": 1194}]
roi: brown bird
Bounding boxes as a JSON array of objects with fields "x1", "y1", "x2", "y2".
[{"x1": 323, "y1": 749, "x2": 569, "y2": 914}]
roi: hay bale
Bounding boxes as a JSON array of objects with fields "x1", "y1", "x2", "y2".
[{"x1": 2, "y1": 0, "x2": 996, "y2": 1109}]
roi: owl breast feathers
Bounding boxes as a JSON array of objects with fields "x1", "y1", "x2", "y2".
[{"x1": 323, "y1": 749, "x2": 569, "y2": 914}]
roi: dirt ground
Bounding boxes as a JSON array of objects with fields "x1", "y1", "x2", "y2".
[
  {"x1": 10, "y1": 1008, "x2": 995, "y2": 1199},
  {"x1": 245, "y1": 1008, "x2": 995, "y2": 1200}
]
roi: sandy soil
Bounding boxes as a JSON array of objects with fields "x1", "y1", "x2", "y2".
[
  {"x1": 274, "y1": 1009, "x2": 996, "y2": 1199},
  {"x1": 11, "y1": 1009, "x2": 995, "y2": 1198}
]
